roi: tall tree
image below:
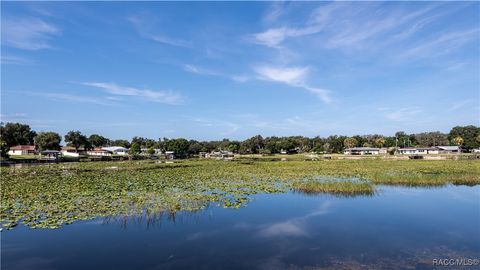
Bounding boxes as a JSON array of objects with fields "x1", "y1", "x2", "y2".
[
  {"x1": 64, "y1": 131, "x2": 88, "y2": 151},
  {"x1": 374, "y1": 137, "x2": 386, "y2": 148},
  {"x1": 414, "y1": 132, "x2": 449, "y2": 147},
  {"x1": 343, "y1": 137, "x2": 358, "y2": 149},
  {"x1": 111, "y1": 139, "x2": 131, "y2": 148},
  {"x1": 0, "y1": 122, "x2": 37, "y2": 147},
  {"x1": 34, "y1": 132, "x2": 61, "y2": 151},
  {"x1": 452, "y1": 136, "x2": 464, "y2": 147},
  {"x1": 449, "y1": 126, "x2": 480, "y2": 150},
  {"x1": 88, "y1": 134, "x2": 109, "y2": 147},
  {"x1": 0, "y1": 137, "x2": 9, "y2": 159},
  {"x1": 165, "y1": 138, "x2": 190, "y2": 157},
  {"x1": 129, "y1": 142, "x2": 141, "y2": 156}
]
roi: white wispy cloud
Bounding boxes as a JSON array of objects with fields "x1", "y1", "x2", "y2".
[
  {"x1": 128, "y1": 14, "x2": 191, "y2": 48},
  {"x1": 385, "y1": 107, "x2": 422, "y2": 121},
  {"x1": 401, "y1": 28, "x2": 479, "y2": 59},
  {"x1": 254, "y1": 65, "x2": 331, "y2": 103},
  {"x1": 252, "y1": 26, "x2": 321, "y2": 48},
  {"x1": 191, "y1": 117, "x2": 240, "y2": 135},
  {"x1": 447, "y1": 100, "x2": 473, "y2": 112},
  {"x1": 18, "y1": 91, "x2": 114, "y2": 106},
  {"x1": 1, "y1": 54, "x2": 35, "y2": 65},
  {"x1": 81, "y1": 82, "x2": 184, "y2": 105},
  {"x1": 1, "y1": 17, "x2": 60, "y2": 50},
  {"x1": 252, "y1": 2, "x2": 460, "y2": 52},
  {"x1": 184, "y1": 64, "x2": 218, "y2": 76}
]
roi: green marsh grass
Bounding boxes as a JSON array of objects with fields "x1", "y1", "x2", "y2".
[{"x1": 1, "y1": 159, "x2": 479, "y2": 229}]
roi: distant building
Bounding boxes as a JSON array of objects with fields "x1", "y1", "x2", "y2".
[
  {"x1": 164, "y1": 151, "x2": 175, "y2": 160},
  {"x1": 344, "y1": 147, "x2": 380, "y2": 155},
  {"x1": 61, "y1": 146, "x2": 84, "y2": 157},
  {"x1": 206, "y1": 150, "x2": 234, "y2": 160},
  {"x1": 41, "y1": 150, "x2": 61, "y2": 160},
  {"x1": 398, "y1": 146, "x2": 460, "y2": 155},
  {"x1": 436, "y1": 146, "x2": 460, "y2": 153},
  {"x1": 473, "y1": 148, "x2": 480, "y2": 153},
  {"x1": 8, "y1": 145, "x2": 36, "y2": 155},
  {"x1": 87, "y1": 148, "x2": 112, "y2": 157},
  {"x1": 379, "y1": 148, "x2": 388, "y2": 154},
  {"x1": 102, "y1": 146, "x2": 128, "y2": 155}
]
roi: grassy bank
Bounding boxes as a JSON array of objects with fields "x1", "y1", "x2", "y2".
[{"x1": 1, "y1": 159, "x2": 479, "y2": 229}]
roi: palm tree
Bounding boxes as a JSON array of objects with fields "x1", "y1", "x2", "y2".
[
  {"x1": 343, "y1": 137, "x2": 357, "y2": 149},
  {"x1": 453, "y1": 136, "x2": 463, "y2": 147},
  {"x1": 453, "y1": 136, "x2": 464, "y2": 146}
]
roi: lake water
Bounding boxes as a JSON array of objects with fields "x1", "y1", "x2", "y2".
[{"x1": 2, "y1": 185, "x2": 479, "y2": 270}]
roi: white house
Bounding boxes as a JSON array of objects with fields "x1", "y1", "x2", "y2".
[
  {"x1": 206, "y1": 150, "x2": 234, "y2": 160},
  {"x1": 344, "y1": 147, "x2": 380, "y2": 155},
  {"x1": 102, "y1": 146, "x2": 128, "y2": 155},
  {"x1": 61, "y1": 146, "x2": 81, "y2": 157},
  {"x1": 398, "y1": 146, "x2": 460, "y2": 155},
  {"x1": 87, "y1": 148, "x2": 112, "y2": 157},
  {"x1": 164, "y1": 151, "x2": 175, "y2": 160},
  {"x1": 436, "y1": 146, "x2": 460, "y2": 153},
  {"x1": 8, "y1": 145, "x2": 36, "y2": 155}
]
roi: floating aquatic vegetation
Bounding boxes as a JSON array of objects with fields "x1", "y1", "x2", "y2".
[{"x1": 1, "y1": 159, "x2": 479, "y2": 229}]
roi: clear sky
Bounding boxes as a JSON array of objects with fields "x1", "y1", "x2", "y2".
[{"x1": 1, "y1": 2, "x2": 479, "y2": 141}]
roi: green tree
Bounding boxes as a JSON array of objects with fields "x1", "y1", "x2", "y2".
[
  {"x1": 147, "y1": 147, "x2": 155, "y2": 155},
  {"x1": 343, "y1": 137, "x2": 358, "y2": 149},
  {"x1": 0, "y1": 122, "x2": 37, "y2": 147},
  {"x1": 111, "y1": 139, "x2": 131, "y2": 148},
  {"x1": 129, "y1": 142, "x2": 141, "y2": 156},
  {"x1": 414, "y1": 132, "x2": 449, "y2": 147},
  {"x1": 34, "y1": 132, "x2": 61, "y2": 151},
  {"x1": 452, "y1": 136, "x2": 464, "y2": 147},
  {"x1": 0, "y1": 137, "x2": 9, "y2": 159},
  {"x1": 65, "y1": 131, "x2": 88, "y2": 151},
  {"x1": 449, "y1": 126, "x2": 480, "y2": 150},
  {"x1": 374, "y1": 137, "x2": 386, "y2": 148},
  {"x1": 165, "y1": 138, "x2": 190, "y2": 158},
  {"x1": 88, "y1": 134, "x2": 109, "y2": 147}
]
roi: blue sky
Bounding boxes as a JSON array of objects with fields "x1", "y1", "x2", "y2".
[{"x1": 1, "y1": 2, "x2": 479, "y2": 141}]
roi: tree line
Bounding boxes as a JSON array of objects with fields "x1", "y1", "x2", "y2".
[{"x1": 1, "y1": 122, "x2": 479, "y2": 158}]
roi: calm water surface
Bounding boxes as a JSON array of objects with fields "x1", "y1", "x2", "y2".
[{"x1": 2, "y1": 185, "x2": 479, "y2": 270}]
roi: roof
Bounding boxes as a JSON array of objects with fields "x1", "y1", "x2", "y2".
[
  {"x1": 102, "y1": 146, "x2": 128, "y2": 152},
  {"x1": 11, "y1": 145, "x2": 35, "y2": 150},
  {"x1": 41, "y1": 150, "x2": 60, "y2": 154},
  {"x1": 436, "y1": 146, "x2": 459, "y2": 151},
  {"x1": 345, "y1": 147, "x2": 380, "y2": 151}
]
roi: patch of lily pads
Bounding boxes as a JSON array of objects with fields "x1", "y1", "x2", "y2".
[{"x1": 1, "y1": 159, "x2": 479, "y2": 230}]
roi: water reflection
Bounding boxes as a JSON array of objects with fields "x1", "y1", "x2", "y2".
[{"x1": 2, "y1": 185, "x2": 479, "y2": 270}]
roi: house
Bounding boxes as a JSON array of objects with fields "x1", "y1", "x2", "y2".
[
  {"x1": 436, "y1": 146, "x2": 460, "y2": 153},
  {"x1": 164, "y1": 151, "x2": 175, "y2": 160},
  {"x1": 207, "y1": 150, "x2": 234, "y2": 160},
  {"x1": 102, "y1": 146, "x2": 128, "y2": 155},
  {"x1": 379, "y1": 148, "x2": 388, "y2": 154},
  {"x1": 398, "y1": 146, "x2": 460, "y2": 155},
  {"x1": 398, "y1": 147, "x2": 418, "y2": 155},
  {"x1": 87, "y1": 148, "x2": 112, "y2": 157},
  {"x1": 61, "y1": 146, "x2": 83, "y2": 157},
  {"x1": 41, "y1": 150, "x2": 60, "y2": 160},
  {"x1": 473, "y1": 148, "x2": 480, "y2": 153},
  {"x1": 344, "y1": 147, "x2": 380, "y2": 155},
  {"x1": 8, "y1": 145, "x2": 36, "y2": 156}
]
